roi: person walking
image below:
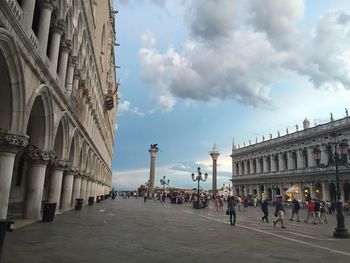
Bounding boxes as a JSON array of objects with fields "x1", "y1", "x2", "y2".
[
  {"x1": 273, "y1": 197, "x2": 286, "y2": 228},
  {"x1": 143, "y1": 192, "x2": 148, "y2": 203},
  {"x1": 289, "y1": 197, "x2": 301, "y2": 222},
  {"x1": 227, "y1": 196, "x2": 237, "y2": 225},
  {"x1": 313, "y1": 199, "x2": 322, "y2": 224},
  {"x1": 261, "y1": 199, "x2": 269, "y2": 223},
  {"x1": 304, "y1": 198, "x2": 315, "y2": 223}
]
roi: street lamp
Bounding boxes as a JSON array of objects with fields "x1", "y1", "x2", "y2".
[
  {"x1": 313, "y1": 132, "x2": 349, "y2": 238},
  {"x1": 191, "y1": 167, "x2": 208, "y2": 208},
  {"x1": 160, "y1": 176, "x2": 170, "y2": 201}
]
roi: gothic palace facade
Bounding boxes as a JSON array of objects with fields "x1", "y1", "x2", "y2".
[
  {"x1": 0, "y1": 0, "x2": 117, "y2": 221},
  {"x1": 231, "y1": 117, "x2": 350, "y2": 202}
]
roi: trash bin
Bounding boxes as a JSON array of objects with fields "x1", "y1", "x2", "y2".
[
  {"x1": 0, "y1": 220, "x2": 14, "y2": 259},
  {"x1": 88, "y1": 196, "x2": 94, "y2": 206},
  {"x1": 96, "y1": 196, "x2": 100, "y2": 203},
  {"x1": 42, "y1": 203, "x2": 56, "y2": 222},
  {"x1": 75, "y1": 198, "x2": 83, "y2": 210}
]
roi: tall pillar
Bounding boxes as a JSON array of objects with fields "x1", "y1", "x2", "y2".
[
  {"x1": 249, "y1": 159, "x2": 254, "y2": 174},
  {"x1": 23, "y1": 148, "x2": 54, "y2": 219},
  {"x1": 210, "y1": 145, "x2": 220, "y2": 197},
  {"x1": 297, "y1": 149, "x2": 304, "y2": 169},
  {"x1": 148, "y1": 144, "x2": 159, "y2": 197},
  {"x1": 232, "y1": 161, "x2": 237, "y2": 176},
  {"x1": 47, "y1": 160, "x2": 68, "y2": 209},
  {"x1": 37, "y1": 0, "x2": 56, "y2": 56},
  {"x1": 307, "y1": 147, "x2": 316, "y2": 168},
  {"x1": 80, "y1": 176, "x2": 87, "y2": 203},
  {"x1": 22, "y1": 0, "x2": 36, "y2": 34},
  {"x1": 238, "y1": 161, "x2": 243, "y2": 176},
  {"x1": 71, "y1": 174, "x2": 82, "y2": 206},
  {"x1": 60, "y1": 170, "x2": 75, "y2": 211},
  {"x1": 257, "y1": 158, "x2": 262, "y2": 174},
  {"x1": 65, "y1": 56, "x2": 77, "y2": 95},
  {"x1": 263, "y1": 156, "x2": 269, "y2": 173},
  {"x1": 271, "y1": 154, "x2": 276, "y2": 172},
  {"x1": 57, "y1": 39, "x2": 72, "y2": 86},
  {"x1": 256, "y1": 185, "x2": 261, "y2": 200},
  {"x1": 0, "y1": 133, "x2": 28, "y2": 219},
  {"x1": 278, "y1": 153, "x2": 285, "y2": 171},
  {"x1": 287, "y1": 151, "x2": 294, "y2": 170},
  {"x1": 85, "y1": 179, "x2": 91, "y2": 203},
  {"x1": 48, "y1": 19, "x2": 65, "y2": 73}
]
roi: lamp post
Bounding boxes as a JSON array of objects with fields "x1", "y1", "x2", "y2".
[
  {"x1": 191, "y1": 167, "x2": 208, "y2": 208},
  {"x1": 160, "y1": 176, "x2": 170, "y2": 201},
  {"x1": 313, "y1": 132, "x2": 349, "y2": 238}
]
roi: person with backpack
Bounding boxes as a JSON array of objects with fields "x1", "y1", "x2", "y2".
[{"x1": 289, "y1": 196, "x2": 300, "y2": 222}]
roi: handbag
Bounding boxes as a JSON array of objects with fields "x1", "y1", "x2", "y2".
[{"x1": 226, "y1": 210, "x2": 230, "y2": 215}]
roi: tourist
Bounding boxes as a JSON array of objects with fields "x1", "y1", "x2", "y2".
[
  {"x1": 227, "y1": 196, "x2": 237, "y2": 226},
  {"x1": 313, "y1": 199, "x2": 322, "y2": 224},
  {"x1": 243, "y1": 196, "x2": 248, "y2": 212},
  {"x1": 304, "y1": 198, "x2": 315, "y2": 223},
  {"x1": 289, "y1": 197, "x2": 300, "y2": 222},
  {"x1": 143, "y1": 192, "x2": 148, "y2": 203},
  {"x1": 320, "y1": 201, "x2": 329, "y2": 223},
  {"x1": 273, "y1": 196, "x2": 286, "y2": 228},
  {"x1": 261, "y1": 199, "x2": 269, "y2": 223}
]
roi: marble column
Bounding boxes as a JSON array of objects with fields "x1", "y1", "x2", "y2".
[
  {"x1": 47, "y1": 160, "x2": 68, "y2": 209},
  {"x1": 148, "y1": 146, "x2": 159, "y2": 196},
  {"x1": 256, "y1": 185, "x2": 261, "y2": 200},
  {"x1": 243, "y1": 160, "x2": 248, "y2": 175},
  {"x1": 307, "y1": 147, "x2": 316, "y2": 168},
  {"x1": 71, "y1": 174, "x2": 82, "y2": 206},
  {"x1": 238, "y1": 161, "x2": 243, "y2": 176},
  {"x1": 22, "y1": 0, "x2": 36, "y2": 34},
  {"x1": 23, "y1": 148, "x2": 54, "y2": 219},
  {"x1": 60, "y1": 170, "x2": 75, "y2": 211},
  {"x1": 57, "y1": 39, "x2": 72, "y2": 86},
  {"x1": 0, "y1": 133, "x2": 28, "y2": 219},
  {"x1": 297, "y1": 149, "x2": 304, "y2": 169},
  {"x1": 80, "y1": 176, "x2": 87, "y2": 203},
  {"x1": 48, "y1": 19, "x2": 65, "y2": 73},
  {"x1": 322, "y1": 182, "x2": 330, "y2": 201},
  {"x1": 263, "y1": 156, "x2": 269, "y2": 173},
  {"x1": 210, "y1": 147, "x2": 220, "y2": 197},
  {"x1": 271, "y1": 154, "x2": 276, "y2": 172},
  {"x1": 257, "y1": 158, "x2": 262, "y2": 174},
  {"x1": 37, "y1": 0, "x2": 56, "y2": 56},
  {"x1": 232, "y1": 161, "x2": 237, "y2": 177},
  {"x1": 299, "y1": 182, "x2": 304, "y2": 202},
  {"x1": 65, "y1": 56, "x2": 77, "y2": 95}
]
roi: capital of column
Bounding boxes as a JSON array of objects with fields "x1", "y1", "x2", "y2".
[
  {"x1": 79, "y1": 79, "x2": 86, "y2": 89},
  {"x1": 40, "y1": 0, "x2": 57, "y2": 11},
  {"x1": 67, "y1": 166, "x2": 79, "y2": 175},
  {"x1": 25, "y1": 145, "x2": 55, "y2": 164},
  {"x1": 82, "y1": 88, "x2": 89, "y2": 97},
  {"x1": 149, "y1": 148, "x2": 158, "y2": 158},
  {"x1": 51, "y1": 159, "x2": 69, "y2": 171},
  {"x1": 0, "y1": 132, "x2": 29, "y2": 153},
  {"x1": 68, "y1": 55, "x2": 77, "y2": 67},
  {"x1": 210, "y1": 151, "x2": 220, "y2": 161},
  {"x1": 60, "y1": 39, "x2": 72, "y2": 53},
  {"x1": 51, "y1": 18, "x2": 65, "y2": 34},
  {"x1": 74, "y1": 69, "x2": 81, "y2": 80}
]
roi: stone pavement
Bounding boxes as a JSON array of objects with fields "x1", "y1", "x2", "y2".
[{"x1": 2, "y1": 198, "x2": 350, "y2": 263}]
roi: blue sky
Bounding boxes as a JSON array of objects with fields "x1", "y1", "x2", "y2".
[{"x1": 112, "y1": 0, "x2": 350, "y2": 191}]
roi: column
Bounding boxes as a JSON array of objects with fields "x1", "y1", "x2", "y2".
[
  {"x1": 85, "y1": 177, "x2": 91, "y2": 203},
  {"x1": 65, "y1": 56, "x2": 77, "y2": 95},
  {"x1": 322, "y1": 182, "x2": 330, "y2": 201},
  {"x1": 22, "y1": 0, "x2": 36, "y2": 34},
  {"x1": 244, "y1": 160, "x2": 248, "y2": 175},
  {"x1": 249, "y1": 159, "x2": 254, "y2": 174},
  {"x1": 296, "y1": 149, "x2": 304, "y2": 169},
  {"x1": 210, "y1": 147, "x2": 220, "y2": 197},
  {"x1": 80, "y1": 176, "x2": 87, "y2": 203},
  {"x1": 309, "y1": 183, "x2": 316, "y2": 199},
  {"x1": 299, "y1": 182, "x2": 304, "y2": 202},
  {"x1": 60, "y1": 170, "x2": 75, "y2": 211},
  {"x1": 37, "y1": 0, "x2": 56, "y2": 56},
  {"x1": 271, "y1": 154, "x2": 276, "y2": 172},
  {"x1": 238, "y1": 161, "x2": 243, "y2": 176},
  {"x1": 307, "y1": 147, "x2": 315, "y2": 168},
  {"x1": 278, "y1": 153, "x2": 285, "y2": 171},
  {"x1": 48, "y1": 19, "x2": 65, "y2": 73},
  {"x1": 256, "y1": 158, "x2": 262, "y2": 174},
  {"x1": 263, "y1": 156, "x2": 268, "y2": 173},
  {"x1": 47, "y1": 160, "x2": 68, "y2": 209},
  {"x1": 287, "y1": 151, "x2": 294, "y2": 170},
  {"x1": 23, "y1": 148, "x2": 54, "y2": 219},
  {"x1": 232, "y1": 161, "x2": 237, "y2": 176},
  {"x1": 0, "y1": 133, "x2": 28, "y2": 219},
  {"x1": 71, "y1": 174, "x2": 82, "y2": 206},
  {"x1": 321, "y1": 145, "x2": 329, "y2": 166},
  {"x1": 256, "y1": 185, "x2": 261, "y2": 200}
]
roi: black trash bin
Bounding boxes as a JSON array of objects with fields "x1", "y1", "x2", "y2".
[
  {"x1": 96, "y1": 196, "x2": 100, "y2": 203},
  {"x1": 75, "y1": 198, "x2": 83, "y2": 210},
  {"x1": 88, "y1": 196, "x2": 94, "y2": 206},
  {"x1": 42, "y1": 203, "x2": 57, "y2": 222}
]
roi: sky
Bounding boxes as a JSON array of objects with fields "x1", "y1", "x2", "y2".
[{"x1": 111, "y1": 0, "x2": 350, "y2": 191}]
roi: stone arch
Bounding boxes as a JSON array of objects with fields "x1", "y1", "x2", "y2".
[
  {"x1": 0, "y1": 28, "x2": 26, "y2": 133},
  {"x1": 25, "y1": 85, "x2": 54, "y2": 150},
  {"x1": 52, "y1": 113, "x2": 69, "y2": 160},
  {"x1": 67, "y1": 128, "x2": 80, "y2": 167}
]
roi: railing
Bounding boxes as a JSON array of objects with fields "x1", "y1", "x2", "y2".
[{"x1": 6, "y1": 0, "x2": 23, "y2": 23}]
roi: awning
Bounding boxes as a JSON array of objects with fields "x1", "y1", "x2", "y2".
[{"x1": 285, "y1": 185, "x2": 300, "y2": 194}]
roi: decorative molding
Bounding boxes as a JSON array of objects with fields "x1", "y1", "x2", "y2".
[
  {"x1": 25, "y1": 145, "x2": 55, "y2": 163},
  {"x1": 0, "y1": 132, "x2": 29, "y2": 153}
]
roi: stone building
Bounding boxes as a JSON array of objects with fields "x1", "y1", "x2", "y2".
[
  {"x1": 231, "y1": 116, "x2": 350, "y2": 202},
  {"x1": 0, "y1": 0, "x2": 117, "y2": 221}
]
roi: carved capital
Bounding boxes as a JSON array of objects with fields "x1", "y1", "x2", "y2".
[
  {"x1": 74, "y1": 69, "x2": 81, "y2": 80},
  {"x1": 0, "y1": 133, "x2": 29, "y2": 153},
  {"x1": 51, "y1": 159, "x2": 69, "y2": 170},
  {"x1": 68, "y1": 55, "x2": 77, "y2": 67},
  {"x1": 60, "y1": 39, "x2": 72, "y2": 53},
  {"x1": 40, "y1": 0, "x2": 57, "y2": 11},
  {"x1": 79, "y1": 79, "x2": 86, "y2": 89},
  {"x1": 82, "y1": 88, "x2": 89, "y2": 97},
  {"x1": 67, "y1": 166, "x2": 79, "y2": 175},
  {"x1": 25, "y1": 145, "x2": 55, "y2": 164},
  {"x1": 51, "y1": 19, "x2": 65, "y2": 34}
]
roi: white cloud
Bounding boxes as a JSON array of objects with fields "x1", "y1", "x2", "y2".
[
  {"x1": 138, "y1": 1, "x2": 350, "y2": 112},
  {"x1": 141, "y1": 30, "x2": 156, "y2": 46},
  {"x1": 118, "y1": 100, "x2": 145, "y2": 117}
]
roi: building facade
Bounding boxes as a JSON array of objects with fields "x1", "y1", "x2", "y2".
[
  {"x1": 231, "y1": 117, "x2": 350, "y2": 203},
  {"x1": 0, "y1": 0, "x2": 117, "y2": 221}
]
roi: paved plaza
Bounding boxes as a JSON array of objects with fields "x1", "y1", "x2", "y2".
[{"x1": 2, "y1": 198, "x2": 350, "y2": 263}]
